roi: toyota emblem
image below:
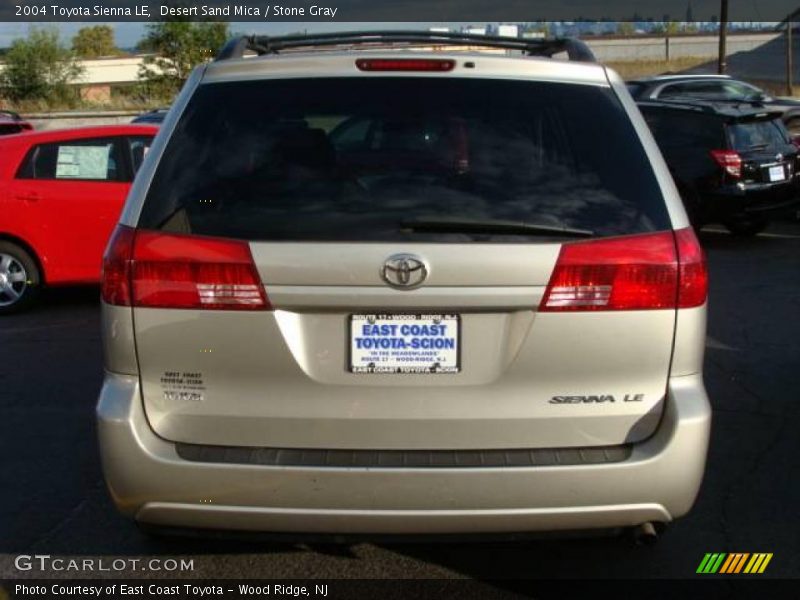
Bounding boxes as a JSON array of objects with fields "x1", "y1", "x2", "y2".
[{"x1": 381, "y1": 254, "x2": 428, "y2": 289}]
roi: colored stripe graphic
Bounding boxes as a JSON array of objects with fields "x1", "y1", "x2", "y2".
[{"x1": 699, "y1": 553, "x2": 773, "y2": 574}]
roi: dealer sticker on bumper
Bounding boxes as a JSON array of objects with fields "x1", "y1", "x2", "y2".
[
  {"x1": 769, "y1": 165, "x2": 786, "y2": 182},
  {"x1": 350, "y1": 314, "x2": 460, "y2": 374}
]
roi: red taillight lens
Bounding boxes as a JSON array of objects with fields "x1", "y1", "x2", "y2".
[
  {"x1": 675, "y1": 227, "x2": 708, "y2": 308},
  {"x1": 355, "y1": 58, "x2": 455, "y2": 72},
  {"x1": 710, "y1": 149, "x2": 742, "y2": 178},
  {"x1": 100, "y1": 226, "x2": 269, "y2": 310},
  {"x1": 132, "y1": 230, "x2": 269, "y2": 310},
  {"x1": 101, "y1": 224, "x2": 135, "y2": 306},
  {"x1": 539, "y1": 229, "x2": 706, "y2": 312}
]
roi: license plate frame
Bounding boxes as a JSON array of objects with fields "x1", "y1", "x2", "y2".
[{"x1": 349, "y1": 314, "x2": 461, "y2": 374}]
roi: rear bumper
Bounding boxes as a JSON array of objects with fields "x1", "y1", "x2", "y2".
[
  {"x1": 96, "y1": 372, "x2": 711, "y2": 534},
  {"x1": 707, "y1": 179, "x2": 800, "y2": 219}
]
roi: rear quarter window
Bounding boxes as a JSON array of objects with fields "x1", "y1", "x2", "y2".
[{"x1": 140, "y1": 78, "x2": 671, "y2": 242}]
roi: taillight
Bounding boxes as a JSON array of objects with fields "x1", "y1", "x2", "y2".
[
  {"x1": 710, "y1": 149, "x2": 742, "y2": 179},
  {"x1": 675, "y1": 227, "x2": 708, "y2": 308},
  {"x1": 539, "y1": 228, "x2": 706, "y2": 312},
  {"x1": 101, "y1": 224, "x2": 135, "y2": 306},
  {"x1": 101, "y1": 226, "x2": 270, "y2": 311},
  {"x1": 355, "y1": 58, "x2": 455, "y2": 72}
]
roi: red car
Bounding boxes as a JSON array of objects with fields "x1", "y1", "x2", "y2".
[{"x1": 0, "y1": 125, "x2": 157, "y2": 313}]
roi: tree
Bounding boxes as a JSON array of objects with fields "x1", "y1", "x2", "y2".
[
  {"x1": 0, "y1": 28, "x2": 84, "y2": 102},
  {"x1": 72, "y1": 25, "x2": 119, "y2": 58},
  {"x1": 137, "y1": 21, "x2": 228, "y2": 93},
  {"x1": 617, "y1": 22, "x2": 636, "y2": 36}
]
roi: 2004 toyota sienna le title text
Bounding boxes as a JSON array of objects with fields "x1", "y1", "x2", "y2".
[{"x1": 96, "y1": 31, "x2": 711, "y2": 539}]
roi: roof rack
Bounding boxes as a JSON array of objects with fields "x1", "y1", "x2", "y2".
[{"x1": 215, "y1": 31, "x2": 596, "y2": 63}]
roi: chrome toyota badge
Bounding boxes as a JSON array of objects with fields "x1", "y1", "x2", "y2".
[{"x1": 381, "y1": 254, "x2": 428, "y2": 289}]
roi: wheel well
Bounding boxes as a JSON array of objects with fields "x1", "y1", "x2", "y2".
[{"x1": 0, "y1": 233, "x2": 45, "y2": 284}]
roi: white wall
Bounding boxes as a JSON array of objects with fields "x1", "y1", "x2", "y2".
[{"x1": 0, "y1": 55, "x2": 158, "y2": 85}]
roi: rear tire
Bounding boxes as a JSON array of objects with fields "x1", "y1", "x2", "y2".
[
  {"x1": 724, "y1": 218, "x2": 769, "y2": 237},
  {"x1": 0, "y1": 241, "x2": 41, "y2": 314}
]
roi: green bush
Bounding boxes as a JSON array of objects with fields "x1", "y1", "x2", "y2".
[{"x1": 0, "y1": 28, "x2": 84, "y2": 103}]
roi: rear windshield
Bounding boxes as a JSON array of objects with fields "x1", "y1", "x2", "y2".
[
  {"x1": 727, "y1": 118, "x2": 790, "y2": 152},
  {"x1": 139, "y1": 78, "x2": 670, "y2": 242}
]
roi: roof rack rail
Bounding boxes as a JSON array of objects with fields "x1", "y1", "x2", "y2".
[{"x1": 215, "y1": 30, "x2": 596, "y2": 63}]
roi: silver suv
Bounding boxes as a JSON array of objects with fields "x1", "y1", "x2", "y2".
[{"x1": 97, "y1": 32, "x2": 711, "y2": 538}]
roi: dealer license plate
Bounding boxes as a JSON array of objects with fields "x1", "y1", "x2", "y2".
[
  {"x1": 349, "y1": 314, "x2": 460, "y2": 374},
  {"x1": 768, "y1": 165, "x2": 786, "y2": 182}
]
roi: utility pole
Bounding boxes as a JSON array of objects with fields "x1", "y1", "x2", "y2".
[
  {"x1": 787, "y1": 20, "x2": 794, "y2": 96},
  {"x1": 718, "y1": 0, "x2": 728, "y2": 74}
]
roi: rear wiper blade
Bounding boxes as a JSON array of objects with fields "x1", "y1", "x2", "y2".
[{"x1": 399, "y1": 217, "x2": 594, "y2": 238}]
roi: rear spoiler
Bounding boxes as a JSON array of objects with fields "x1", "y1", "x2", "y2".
[{"x1": 215, "y1": 31, "x2": 596, "y2": 63}]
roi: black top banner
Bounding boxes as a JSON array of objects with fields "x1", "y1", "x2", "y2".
[{"x1": 2, "y1": 0, "x2": 798, "y2": 22}]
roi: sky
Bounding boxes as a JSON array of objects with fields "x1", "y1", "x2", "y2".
[{"x1": 0, "y1": 22, "x2": 459, "y2": 49}]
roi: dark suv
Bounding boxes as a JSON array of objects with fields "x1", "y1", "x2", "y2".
[{"x1": 638, "y1": 100, "x2": 800, "y2": 235}]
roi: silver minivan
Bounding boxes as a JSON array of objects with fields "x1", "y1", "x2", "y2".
[{"x1": 97, "y1": 32, "x2": 710, "y2": 538}]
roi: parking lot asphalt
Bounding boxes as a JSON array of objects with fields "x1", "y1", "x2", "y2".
[{"x1": 1, "y1": 223, "x2": 799, "y2": 582}]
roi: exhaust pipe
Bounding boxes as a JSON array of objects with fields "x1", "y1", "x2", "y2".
[{"x1": 631, "y1": 522, "x2": 659, "y2": 545}]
